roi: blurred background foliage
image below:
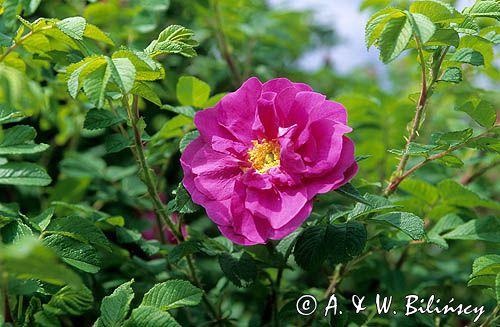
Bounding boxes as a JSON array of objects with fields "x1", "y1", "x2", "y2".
[{"x1": 0, "y1": 0, "x2": 499, "y2": 326}]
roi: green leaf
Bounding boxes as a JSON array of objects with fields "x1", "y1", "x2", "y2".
[
  {"x1": 348, "y1": 194, "x2": 400, "y2": 220},
  {"x1": 408, "y1": 13, "x2": 436, "y2": 44},
  {"x1": 166, "y1": 240, "x2": 200, "y2": 264},
  {"x1": 176, "y1": 76, "x2": 211, "y2": 108},
  {"x1": 84, "y1": 109, "x2": 125, "y2": 130},
  {"x1": 45, "y1": 285, "x2": 93, "y2": 316},
  {"x1": 154, "y1": 115, "x2": 193, "y2": 140},
  {"x1": 60, "y1": 152, "x2": 106, "y2": 178},
  {"x1": 409, "y1": 0, "x2": 463, "y2": 23},
  {"x1": 439, "y1": 67, "x2": 462, "y2": 83},
  {"x1": 179, "y1": 130, "x2": 199, "y2": 153},
  {"x1": 467, "y1": 255, "x2": 500, "y2": 290},
  {"x1": 438, "y1": 179, "x2": 500, "y2": 209},
  {"x1": 467, "y1": 137, "x2": 500, "y2": 154},
  {"x1": 0, "y1": 125, "x2": 49, "y2": 154},
  {"x1": 0, "y1": 162, "x2": 51, "y2": 186},
  {"x1": 399, "y1": 179, "x2": 439, "y2": 204},
  {"x1": 335, "y1": 183, "x2": 372, "y2": 205},
  {"x1": 167, "y1": 183, "x2": 199, "y2": 214},
  {"x1": 449, "y1": 48, "x2": 484, "y2": 66},
  {"x1": 56, "y1": 17, "x2": 86, "y2": 40},
  {"x1": 105, "y1": 134, "x2": 130, "y2": 154},
  {"x1": 378, "y1": 14, "x2": 413, "y2": 63},
  {"x1": 131, "y1": 82, "x2": 161, "y2": 106},
  {"x1": 161, "y1": 105, "x2": 196, "y2": 118},
  {"x1": 389, "y1": 142, "x2": 443, "y2": 157},
  {"x1": 124, "y1": 306, "x2": 180, "y2": 327},
  {"x1": 32, "y1": 207, "x2": 54, "y2": 231},
  {"x1": 427, "y1": 28, "x2": 460, "y2": 47},
  {"x1": 443, "y1": 217, "x2": 500, "y2": 243},
  {"x1": 112, "y1": 50, "x2": 164, "y2": 81},
  {"x1": 368, "y1": 212, "x2": 424, "y2": 240},
  {"x1": 66, "y1": 57, "x2": 103, "y2": 98},
  {"x1": 141, "y1": 280, "x2": 203, "y2": 310},
  {"x1": 432, "y1": 128, "x2": 474, "y2": 145},
  {"x1": 45, "y1": 215, "x2": 111, "y2": 249},
  {"x1": 436, "y1": 154, "x2": 464, "y2": 167},
  {"x1": 459, "y1": 35, "x2": 493, "y2": 66},
  {"x1": 365, "y1": 8, "x2": 402, "y2": 48},
  {"x1": 0, "y1": 104, "x2": 24, "y2": 124},
  {"x1": 0, "y1": 238, "x2": 83, "y2": 289},
  {"x1": 98, "y1": 280, "x2": 135, "y2": 327},
  {"x1": 453, "y1": 15, "x2": 480, "y2": 34},
  {"x1": 107, "y1": 57, "x2": 136, "y2": 94},
  {"x1": 470, "y1": 255, "x2": 500, "y2": 278},
  {"x1": 34, "y1": 310, "x2": 61, "y2": 327},
  {"x1": 42, "y1": 234, "x2": 101, "y2": 273},
  {"x1": 1, "y1": 220, "x2": 33, "y2": 244},
  {"x1": 144, "y1": 25, "x2": 198, "y2": 58},
  {"x1": 458, "y1": 100, "x2": 497, "y2": 128},
  {"x1": 84, "y1": 23, "x2": 114, "y2": 45},
  {"x1": 83, "y1": 63, "x2": 112, "y2": 109},
  {"x1": 427, "y1": 214, "x2": 465, "y2": 249},
  {"x1": 218, "y1": 252, "x2": 258, "y2": 288},
  {"x1": 293, "y1": 221, "x2": 367, "y2": 270},
  {"x1": 467, "y1": 1, "x2": 500, "y2": 19}
]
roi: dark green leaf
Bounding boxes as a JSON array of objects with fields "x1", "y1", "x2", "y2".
[
  {"x1": 219, "y1": 253, "x2": 258, "y2": 287},
  {"x1": 443, "y1": 217, "x2": 500, "y2": 243},
  {"x1": 179, "y1": 130, "x2": 199, "y2": 153},
  {"x1": 84, "y1": 109, "x2": 125, "y2": 130},
  {"x1": 141, "y1": 280, "x2": 203, "y2": 310},
  {"x1": 439, "y1": 67, "x2": 462, "y2": 83},
  {"x1": 368, "y1": 212, "x2": 424, "y2": 240},
  {"x1": 293, "y1": 222, "x2": 367, "y2": 270},
  {"x1": 0, "y1": 162, "x2": 51, "y2": 186},
  {"x1": 124, "y1": 306, "x2": 180, "y2": 327},
  {"x1": 42, "y1": 234, "x2": 101, "y2": 273},
  {"x1": 97, "y1": 280, "x2": 135, "y2": 327}
]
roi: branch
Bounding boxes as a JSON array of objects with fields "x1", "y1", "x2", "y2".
[
  {"x1": 384, "y1": 35, "x2": 429, "y2": 196},
  {"x1": 384, "y1": 44, "x2": 450, "y2": 196},
  {"x1": 461, "y1": 159, "x2": 500, "y2": 185},
  {"x1": 211, "y1": 0, "x2": 242, "y2": 86},
  {"x1": 122, "y1": 95, "x2": 221, "y2": 321},
  {"x1": 385, "y1": 129, "x2": 495, "y2": 193},
  {"x1": 0, "y1": 26, "x2": 52, "y2": 63}
]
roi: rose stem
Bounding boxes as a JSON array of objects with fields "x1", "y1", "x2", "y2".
[
  {"x1": 383, "y1": 41, "x2": 450, "y2": 196},
  {"x1": 123, "y1": 95, "x2": 221, "y2": 321}
]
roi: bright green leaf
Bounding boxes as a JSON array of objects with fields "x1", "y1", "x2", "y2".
[{"x1": 176, "y1": 76, "x2": 211, "y2": 107}]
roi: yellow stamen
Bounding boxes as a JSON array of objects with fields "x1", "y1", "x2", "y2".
[{"x1": 247, "y1": 139, "x2": 281, "y2": 173}]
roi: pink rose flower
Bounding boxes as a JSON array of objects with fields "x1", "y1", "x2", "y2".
[{"x1": 181, "y1": 77, "x2": 358, "y2": 245}]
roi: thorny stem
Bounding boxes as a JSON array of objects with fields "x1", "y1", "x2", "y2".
[
  {"x1": 122, "y1": 95, "x2": 221, "y2": 321},
  {"x1": 324, "y1": 263, "x2": 343, "y2": 297},
  {"x1": 211, "y1": 0, "x2": 242, "y2": 86},
  {"x1": 384, "y1": 35, "x2": 428, "y2": 196},
  {"x1": 480, "y1": 305, "x2": 499, "y2": 327},
  {"x1": 122, "y1": 95, "x2": 169, "y2": 245},
  {"x1": 385, "y1": 129, "x2": 496, "y2": 193},
  {"x1": 384, "y1": 44, "x2": 450, "y2": 196},
  {"x1": 186, "y1": 256, "x2": 220, "y2": 321},
  {"x1": 1, "y1": 271, "x2": 12, "y2": 324}
]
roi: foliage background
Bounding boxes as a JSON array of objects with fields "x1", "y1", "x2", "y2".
[{"x1": 0, "y1": 0, "x2": 499, "y2": 326}]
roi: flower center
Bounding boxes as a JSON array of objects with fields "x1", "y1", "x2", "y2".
[{"x1": 247, "y1": 139, "x2": 281, "y2": 173}]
